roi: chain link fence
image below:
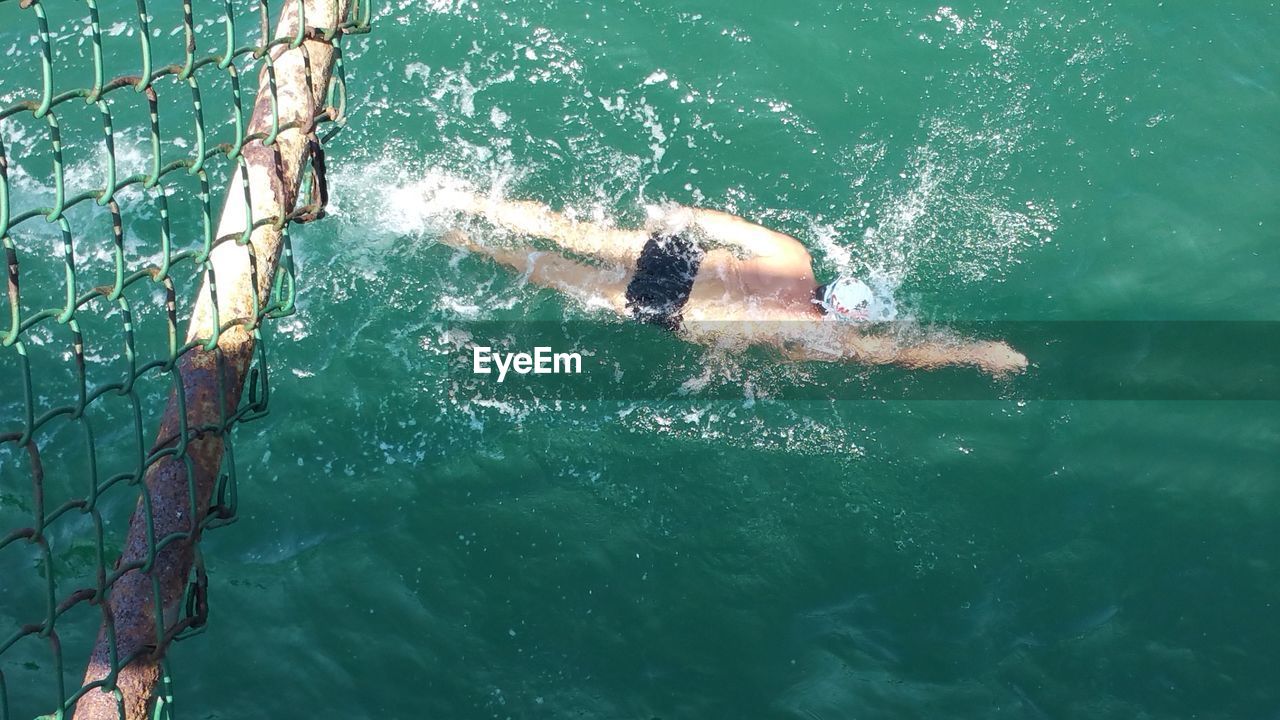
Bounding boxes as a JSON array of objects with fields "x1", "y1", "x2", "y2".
[{"x1": 0, "y1": 1, "x2": 370, "y2": 717}]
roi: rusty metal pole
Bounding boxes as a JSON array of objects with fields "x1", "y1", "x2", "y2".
[{"x1": 74, "y1": 1, "x2": 351, "y2": 718}]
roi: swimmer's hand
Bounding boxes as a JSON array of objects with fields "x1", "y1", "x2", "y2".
[{"x1": 970, "y1": 340, "x2": 1029, "y2": 378}]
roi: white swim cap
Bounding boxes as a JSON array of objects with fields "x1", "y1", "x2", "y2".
[{"x1": 817, "y1": 276, "x2": 875, "y2": 322}]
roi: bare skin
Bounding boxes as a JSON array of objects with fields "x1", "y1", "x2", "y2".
[{"x1": 435, "y1": 191, "x2": 1028, "y2": 376}]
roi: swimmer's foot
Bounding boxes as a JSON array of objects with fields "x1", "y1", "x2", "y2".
[
  {"x1": 439, "y1": 229, "x2": 481, "y2": 252},
  {"x1": 422, "y1": 187, "x2": 482, "y2": 215}
]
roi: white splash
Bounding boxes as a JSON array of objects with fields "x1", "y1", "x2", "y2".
[{"x1": 642, "y1": 70, "x2": 669, "y2": 86}]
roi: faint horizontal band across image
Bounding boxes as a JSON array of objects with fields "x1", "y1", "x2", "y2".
[{"x1": 433, "y1": 321, "x2": 1280, "y2": 401}]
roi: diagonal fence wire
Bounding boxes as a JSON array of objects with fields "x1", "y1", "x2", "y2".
[{"x1": 0, "y1": 1, "x2": 371, "y2": 718}]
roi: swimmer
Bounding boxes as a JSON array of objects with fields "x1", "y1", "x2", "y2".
[{"x1": 432, "y1": 191, "x2": 1028, "y2": 376}]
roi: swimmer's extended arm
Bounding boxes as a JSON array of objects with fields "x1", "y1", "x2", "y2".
[
  {"x1": 888, "y1": 337, "x2": 1027, "y2": 376},
  {"x1": 782, "y1": 331, "x2": 1028, "y2": 377}
]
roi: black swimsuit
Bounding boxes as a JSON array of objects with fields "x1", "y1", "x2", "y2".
[{"x1": 624, "y1": 232, "x2": 705, "y2": 332}]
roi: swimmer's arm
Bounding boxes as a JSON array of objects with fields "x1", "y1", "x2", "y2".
[
  {"x1": 688, "y1": 208, "x2": 805, "y2": 259},
  {"x1": 781, "y1": 332, "x2": 1028, "y2": 377},
  {"x1": 893, "y1": 338, "x2": 1027, "y2": 376}
]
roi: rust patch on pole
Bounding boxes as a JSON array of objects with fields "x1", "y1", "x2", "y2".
[{"x1": 74, "y1": 1, "x2": 352, "y2": 718}]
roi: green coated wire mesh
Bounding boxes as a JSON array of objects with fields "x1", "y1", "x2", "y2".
[{"x1": 0, "y1": 1, "x2": 370, "y2": 717}]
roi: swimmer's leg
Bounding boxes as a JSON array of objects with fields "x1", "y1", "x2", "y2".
[
  {"x1": 437, "y1": 192, "x2": 650, "y2": 268},
  {"x1": 441, "y1": 230, "x2": 631, "y2": 314}
]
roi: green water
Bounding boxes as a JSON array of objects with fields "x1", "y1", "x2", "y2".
[{"x1": 2, "y1": 1, "x2": 1279, "y2": 718}]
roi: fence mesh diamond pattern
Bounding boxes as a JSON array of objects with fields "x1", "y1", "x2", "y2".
[{"x1": 0, "y1": 1, "x2": 370, "y2": 717}]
